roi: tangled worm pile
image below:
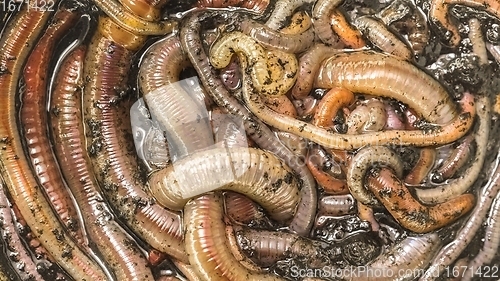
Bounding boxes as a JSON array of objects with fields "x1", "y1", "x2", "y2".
[{"x1": 0, "y1": 0, "x2": 499, "y2": 280}]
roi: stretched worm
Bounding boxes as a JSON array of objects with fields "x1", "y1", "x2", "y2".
[
  {"x1": 468, "y1": 17, "x2": 488, "y2": 65},
  {"x1": 139, "y1": 35, "x2": 213, "y2": 159},
  {"x1": 354, "y1": 16, "x2": 413, "y2": 61},
  {"x1": 196, "y1": 0, "x2": 269, "y2": 13},
  {"x1": 313, "y1": 87, "x2": 354, "y2": 129},
  {"x1": 291, "y1": 44, "x2": 339, "y2": 99},
  {"x1": 265, "y1": 0, "x2": 316, "y2": 30},
  {"x1": 83, "y1": 17, "x2": 186, "y2": 263},
  {"x1": 240, "y1": 18, "x2": 315, "y2": 53},
  {"x1": 367, "y1": 168, "x2": 475, "y2": 233},
  {"x1": 346, "y1": 99, "x2": 387, "y2": 134},
  {"x1": 182, "y1": 10, "x2": 317, "y2": 236},
  {"x1": 51, "y1": 46, "x2": 154, "y2": 280},
  {"x1": 415, "y1": 95, "x2": 490, "y2": 204},
  {"x1": 346, "y1": 145, "x2": 404, "y2": 206},
  {"x1": 118, "y1": 0, "x2": 163, "y2": 21},
  {"x1": 306, "y1": 145, "x2": 348, "y2": 194},
  {"x1": 330, "y1": 10, "x2": 366, "y2": 49},
  {"x1": 376, "y1": 0, "x2": 410, "y2": 25},
  {"x1": 405, "y1": 148, "x2": 437, "y2": 185},
  {"x1": 236, "y1": 228, "x2": 335, "y2": 268},
  {"x1": 0, "y1": 4, "x2": 108, "y2": 280},
  {"x1": 210, "y1": 31, "x2": 298, "y2": 97},
  {"x1": 432, "y1": 135, "x2": 473, "y2": 183},
  {"x1": 312, "y1": 0, "x2": 343, "y2": 47},
  {"x1": 148, "y1": 147, "x2": 300, "y2": 222},
  {"x1": 184, "y1": 192, "x2": 286, "y2": 281},
  {"x1": 419, "y1": 146, "x2": 500, "y2": 280},
  {"x1": 0, "y1": 176, "x2": 44, "y2": 281},
  {"x1": 93, "y1": 0, "x2": 177, "y2": 35},
  {"x1": 463, "y1": 191, "x2": 500, "y2": 281},
  {"x1": 317, "y1": 194, "x2": 356, "y2": 216},
  {"x1": 20, "y1": 7, "x2": 84, "y2": 248}
]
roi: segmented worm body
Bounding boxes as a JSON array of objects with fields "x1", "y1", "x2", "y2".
[
  {"x1": 330, "y1": 10, "x2": 365, "y2": 48},
  {"x1": 119, "y1": 0, "x2": 163, "y2": 20},
  {"x1": 265, "y1": 0, "x2": 316, "y2": 30},
  {"x1": 83, "y1": 17, "x2": 186, "y2": 263},
  {"x1": 312, "y1": 0, "x2": 343, "y2": 46},
  {"x1": 184, "y1": 192, "x2": 286, "y2": 281},
  {"x1": 306, "y1": 145, "x2": 347, "y2": 194},
  {"x1": 196, "y1": 0, "x2": 269, "y2": 13},
  {"x1": 51, "y1": 46, "x2": 154, "y2": 281},
  {"x1": 317, "y1": 194, "x2": 356, "y2": 216},
  {"x1": 313, "y1": 87, "x2": 354, "y2": 129},
  {"x1": 149, "y1": 147, "x2": 300, "y2": 222},
  {"x1": 468, "y1": 18, "x2": 488, "y2": 65},
  {"x1": 224, "y1": 192, "x2": 270, "y2": 225},
  {"x1": 345, "y1": 99, "x2": 387, "y2": 133},
  {"x1": 432, "y1": 134, "x2": 473, "y2": 183},
  {"x1": 0, "y1": 5, "x2": 108, "y2": 279},
  {"x1": 415, "y1": 95, "x2": 490, "y2": 204},
  {"x1": 405, "y1": 148, "x2": 437, "y2": 185}
]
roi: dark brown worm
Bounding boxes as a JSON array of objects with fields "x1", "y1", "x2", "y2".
[
  {"x1": 82, "y1": 17, "x2": 186, "y2": 263},
  {"x1": 405, "y1": 148, "x2": 437, "y2": 185},
  {"x1": 432, "y1": 135, "x2": 473, "y2": 183},
  {"x1": 181, "y1": 10, "x2": 317, "y2": 236},
  {"x1": 330, "y1": 10, "x2": 366, "y2": 49},
  {"x1": 0, "y1": 4, "x2": 108, "y2": 279},
  {"x1": 366, "y1": 167, "x2": 475, "y2": 233},
  {"x1": 139, "y1": 35, "x2": 213, "y2": 159},
  {"x1": 354, "y1": 16, "x2": 413, "y2": 61},
  {"x1": 236, "y1": 228, "x2": 335, "y2": 268},
  {"x1": 51, "y1": 46, "x2": 154, "y2": 280},
  {"x1": 240, "y1": 18, "x2": 315, "y2": 53},
  {"x1": 149, "y1": 147, "x2": 300, "y2": 222},
  {"x1": 312, "y1": 0, "x2": 343, "y2": 47},
  {"x1": 317, "y1": 194, "x2": 356, "y2": 217},
  {"x1": 0, "y1": 176, "x2": 44, "y2": 280},
  {"x1": 196, "y1": 0, "x2": 269, "y2": 13},
  {"x1": 184, "y1": 192, "x2": 286, "y2": 280},
  {"x1": 20, "y1": 7, "x2": 84, "y2": 248}
]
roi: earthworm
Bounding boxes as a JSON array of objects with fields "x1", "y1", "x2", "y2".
[
  {"x1": 0, "y1": 5, "x2": 108, "y2": 280},
  {"x1": 346, "y1": 145, "x2": 404, "y2": 206},
  {"x1": 279, "y1": 11, "x2": 312, "y2": 35},
  {"x1": 240, "y1": 18, "x2": 315, "y2": 53},
  {"x1": 357, "y1": 201, "x2": 380, "y2": 232},
  {"x1": 210, "y1": 31, "x2": 298, "y2": 97},
  {"x1": 184, "y1": 192, "x2": 286, "y2": 281},
  {"x1": 486, "y1": 42, "x2": 500, "y2": 63},
  {"x1": 316, "y1": 50, "x2": 458, "y2": 123},
  {"x1": 82, "y1": 17, "x2": 186, "y2": 263},
  {"x1": 264, "y1": 95, "x2": 297, "y2": 117},
  {"x1": 330, "y1": 10, "x2": 366, "y2": 49},
  {"x1": 405, "y1": 148, "x2": 437, "y2": 185},
  {"x1": 293, "y1": 95, "x2": 319, "y2": 117},
  {"x1": 431, "y1": 135, "x2": 473, "y2": 183},
  {"x1": 313, "y1": 87, "x2": 354, "y2": 129},
  {"x1": 346, "y1": 99, "x2": 387, "y2": 134},
  {"x1": 354, "y1": 16, "x2": 413, "y2": 61},
  {"x1": 376, "y1": 0, "x2": 410, "y2": 25},
  {"x1": 419, "y1": 144, "x2": 500, "y2": 280},
  {"x1": 317, "y1": 194, "x2": 356, "y2": 216},
  {"x1": 275, "y1": 132, "x2": 307, "y2": 158},
  {"x1": 181, "y1": 11, "x2": 317, "y2": 235},
  {"x1": 139, "y1": 35, "x2": 213, "y2": 159},
  {"x1": 211, "y1": 109, "x2": 249, "y2": 149},
  {"x1": 51, "y1": 46, "x2": 154, "y2": 280},
  {"x1": 366, "y1": 168, "x2": 475, "y2": 233},
  {"x1": 224, "y1": 191, "x2": 271, "y2": 225},
  {"x1": 265, "y1": 0, "x2": 316, "y2": 30},
  {"x1": 243, "y1": 64, "x2": 475, "y2": 149},
  {"x1": 20, "y1": 7, "x2": 84, "y2": 248},
  {"x1": 463, "y1": 192, "x2": 500, "y2": 281},
  {"x1": 148, "y1": 147, "x2": 300, "y2": 222},
  {"x1": 312, "y1": 0, "x2": 343, "y2": 47},
  {"x1": 468, "y1": 18, "x2": 488, "y2": 65},
  {"x1": 173, "y1": 261, "x2": 203, "y2": 281},
  {"x1": 415, "y1": 95, "x2": 490, "y2": 204},
  {"x1": 384, "y1": 102, "x2": 406, "y2": 130},
  {"x1": 118, "y1": 0, "x2": 163, "y2": 21},
  {"x1": 196, "y1": 0, "x2": 269, "y2": 13},
  {"x1": 236, "y1": 228, "x2": 335, "y2": 268},
  {"x1": 291, "y1": 44, "x2": 339, "y2": 99},
  {"x1": 0, "y1": 177, "x2": 44, "y2": 281},
  {"x1": 92, "y1": 0, "x2": 177, "y2": 35},
  {"x1": 219, "y1": 56, "x2": 242, "y2": 91},
  {"x1": 306, "y1": 145, "x2": 348, "y2": 194}
]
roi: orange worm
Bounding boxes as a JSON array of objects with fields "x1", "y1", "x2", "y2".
[
  {"x1": 118, "y1": 0, "x2": 165, "y2": 21},
  {"x1": 306, "y1": 146, "x2": 348, "y2": 194},
  {"x1": 0, "y1": 3, "x2": 108, "y2": 279},
  {"x1": 366, "y1": 168, "x2": 475, "y2": 233},
  {"x1": 313, "y1": 87, "x2": 354, "y2": 128},
  {"x1": 330, "y1": 10, "x2": 366, "y2": 49},
  {"x1": 405, "y1": 148, "x2": 437, "y2": 185},
  {"x1": 280, "y1": 11, "x2": 312, "y2": 35}
]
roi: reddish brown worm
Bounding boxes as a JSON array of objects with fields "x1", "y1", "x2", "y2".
[
  {"x1": 405, "y1": 148, "x2": 437, "y2": 185},
  {"x1": 291, "y1": 44, "x2": 339, "y2": 99},
  {"x1": 432, "y1": 135, "x2": 473, "y2": 183},
  {"x1": 312, "y1": 0, "x2": 343, "y2": 47},
  {"x1": 184, "y1": 192, "x2": 286, "y2": 281},
  {"x1": 330, "y1": 10, "x2": 366, "y2": 49},
  {"x1": 20, "y1": 7, "x2": 84, "y2": 248},
  {"x1": 354, "y1": 16, "x2": 413, "y2": 61},
  {"x1": 366, "y1": 167, "x2": 475, "y2": 233},
  {"x1": 313, "y1": 87, "x2": 354, "y2": 129},
  {"x1": 415, "y1": 95, "x2": 490, "y2": 204},
  {"x1": 224, "y1": 191, "x2": 270, "y2": 225},
  {"x1": 0, "y1": 176, "x2": 44, "y2": 280},
  {"x1": 118, "y1": 0, "x2": 164, "y2": 21},
  {"x1": 149, "y1": 147, "x2": 300, "y2": 222},
  {"x1": 83, "y1": 17, "x2": 186, "y2": 263},
  {"x1": 51, "y1": 46, "x2": 154, "y2": 280},
  {"x1": 93, "y1": 0, "x2": 177, "y2": 35},
  {"x1": 0, "y1": 4, "x2": 108, "y2": 279},
  {"x1": 306, "y1": 145, "x2": 348, "y2": 194}
]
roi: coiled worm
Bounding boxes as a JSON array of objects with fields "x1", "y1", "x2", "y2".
[
  {"x1": 405, "y1": 148, "x2": 437, "y2": 185},
  {"x1": 148, "y1": 147, "x2": 300, "y2": 222},
  {"x1": 346, "y1": 99, "x2": 387, "y2": 134},
  {"x1": 265, "y1": 0, "x2": 315, "y2": 30},
  {"x1": 312, "y1": 0, "x2": 343, "y2": 47},
  {"x1": 313, "y1": 87, "x2": 354, "y2": 129}
]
